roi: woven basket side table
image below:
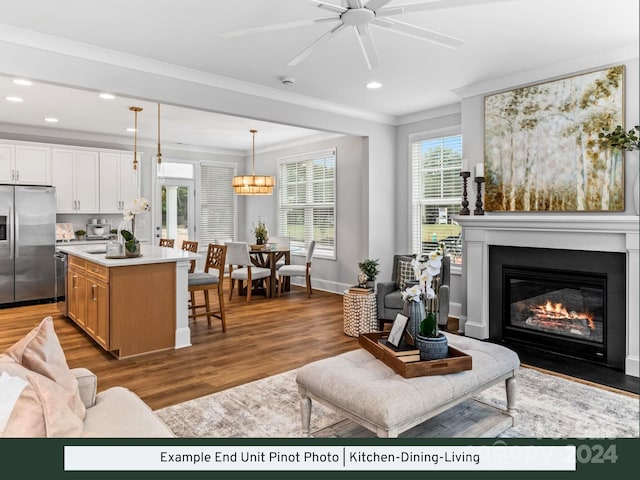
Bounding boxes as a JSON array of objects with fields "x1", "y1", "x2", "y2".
[{"x1": 343, "y1": 290, "x2": 379, "y2": 337}]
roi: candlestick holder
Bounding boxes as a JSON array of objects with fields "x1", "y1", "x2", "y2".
[
  {"x1": 474, "y1": 176, "x2": 485, "y2": 215},
  {"x1": 459, "y1": 171, "x2": 470, "y2": 215}
]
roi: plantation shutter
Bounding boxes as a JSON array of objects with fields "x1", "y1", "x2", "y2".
[
  {"x1": 278, "y1": 149, "x2": 336, "y2": 259},
  {"x1": 410, "y1": 134, "x2": 463, "y2": 258},
  {"x1": 199, "y1": 162, "x2": 236, "y2": 245}
]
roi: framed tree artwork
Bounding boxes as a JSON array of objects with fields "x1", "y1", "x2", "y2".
[{"x1": 484, "y1": 65, "x2": 624, "y2": 212}]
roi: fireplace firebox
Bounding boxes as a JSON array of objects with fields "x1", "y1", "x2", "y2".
[{"x1": 489, "y1": 246, "x2": 626, "y2": 371}]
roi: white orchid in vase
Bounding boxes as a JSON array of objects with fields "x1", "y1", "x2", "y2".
[
  {"x1": 121, "y1": 197, "x2": 150, "y2": 254},
  {"x1": 401, "y1": 244, "x2": 444, "y2": 310}
]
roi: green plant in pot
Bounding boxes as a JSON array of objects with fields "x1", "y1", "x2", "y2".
[
  {"x1": 120, "y1": 230, "x2": 140, "y2": 257},
  {"x1": 599, "y1": 125, "x2": 639, "y2": 215},
  {"x1": 251, "y1": 218, "x2": 268, "y2": 245},
  {"x1": 358, "y1": 258, "x2": 379, "y2": 286},
  {"x1": 74, "y1": 229, "x2": 86, "y2": 240}
]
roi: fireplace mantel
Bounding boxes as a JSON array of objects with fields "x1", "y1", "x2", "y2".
[{"x1": 455, "y1": 214, "x2": 639, "y2": 377}]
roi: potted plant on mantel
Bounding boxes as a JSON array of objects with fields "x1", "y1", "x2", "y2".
[{"x1": 599, "y1": 125, "x2": 639, "y2": 215}]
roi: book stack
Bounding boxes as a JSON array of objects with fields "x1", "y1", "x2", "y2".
[
  {"x1": 348, "y1": 285, "x2": 373, "y2": 294},
  {"x1": 377, "y1": 339, "x2": 421, "y2": 363}
]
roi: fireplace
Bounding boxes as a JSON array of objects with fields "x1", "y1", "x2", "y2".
[{"x1": 489, "y1": 246, "x2": 626, "y2": 370}]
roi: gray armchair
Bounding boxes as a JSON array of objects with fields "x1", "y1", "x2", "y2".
[{"x1": 376, "y1": 254, "x2": 451, "y2": 330}]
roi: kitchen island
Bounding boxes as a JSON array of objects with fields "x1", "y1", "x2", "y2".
[{"x1": 57, "y1": 243, "x2": 200, "y2": 358}]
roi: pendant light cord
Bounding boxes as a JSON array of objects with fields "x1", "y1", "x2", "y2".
[
  {"x1": 157, "y1": 103, "x2": 162, "y2": 165},
  {"x1": 251, "y1": 129, "x2": 257, "y2": 176}
]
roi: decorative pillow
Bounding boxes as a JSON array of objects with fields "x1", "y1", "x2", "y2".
[
  {"x1": 3, "y1": 317, "x2": 85, "y2": 421},
  {"x1": 0, "y1": 372, "x2": 28, "y2": 434},
  {"x1": 0, "y1": 361, "x2": 84, "y2": 437},
  {"x1": 397, "y1": 259, "x2": 415, "y2": 290}
]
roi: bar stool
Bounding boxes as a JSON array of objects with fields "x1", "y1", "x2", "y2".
[{"x1": 187, "y1": 243, "x2": 227, "y2": 331}]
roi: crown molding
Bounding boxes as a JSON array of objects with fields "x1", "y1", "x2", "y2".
[{"x1": 452, "y1": 45, "x2": 639, "y2": 100}]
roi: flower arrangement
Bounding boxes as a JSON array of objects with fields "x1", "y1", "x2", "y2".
[
  {"x1": 401, "y1": 244, "x2": 445, "y2": 337},
  {"x1": 251, "y1": 218, "x2": 269, "y2": 244},
  {"x1": 120, "y1": 197, "x2": 150, "y2": 255}
]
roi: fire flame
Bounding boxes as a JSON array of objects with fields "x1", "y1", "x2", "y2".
[{"x1": 533, "y1": 300, "x2": 595, "y2": 330}]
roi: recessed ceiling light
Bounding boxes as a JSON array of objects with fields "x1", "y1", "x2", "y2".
[
  {"x1": 44, "y1": 117, "x2": 59, "y2": 123},
  {"x1": 366, "y1": 82, "x2": 382, "y2": 89},
  {"x1": 126, "y1": 127, "x2": 137, "y2": 132},
  {"x1": 99, "y1": 93, "x2": 115, "y2": 100},
  {"x1": 13, "y1": 79, "x2": 32, "y2": 86},
  {"x1": 6, "y1": 96, "x2": 23, "y2": 102}
]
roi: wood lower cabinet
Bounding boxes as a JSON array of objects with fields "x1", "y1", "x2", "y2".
[{"x1": 66, "y1": 255, "x2": 175, "y2": 358}]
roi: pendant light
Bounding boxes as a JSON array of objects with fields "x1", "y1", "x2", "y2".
[
  {"x1": 156, "y1": 103, "x2": 165, "y2": 184},
  {"x1": 232, "y1": 129, "x2": 275, "y2": 195},
  {"x1": 129, "y1": 106, "x2": 143, "y2": 186}
]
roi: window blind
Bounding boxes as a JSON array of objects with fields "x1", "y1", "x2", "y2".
[
  {"x1": 278, "y1": 149, "x2": 336, "y2": 259},
  {"x1": 410, "y1": 135, "x2": 463, "y2": 260},
  {"x1": 199, "y1": 162, "x2": 236, "y2": 245}
]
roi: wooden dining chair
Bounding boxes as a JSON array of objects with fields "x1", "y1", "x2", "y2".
[
  {"x1": 226, "y1": 242, "x2": 271, "y2": 303},
  {"x1": 277, "y1": 240, "x2": 316, "y2": 298},
  {"x1": 187, "y1": 243, "x2": 227, "y2": 331},
  {"x1": 159, "y1": 238, "x2": 175, "y2": 247},
  {"x1": 181, "y1": 240, "x2": 199, "y2": 273}
]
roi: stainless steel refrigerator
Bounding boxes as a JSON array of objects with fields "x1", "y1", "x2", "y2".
[{"x1": 0, "y1": 185, "x2": 56, "y2": 306}]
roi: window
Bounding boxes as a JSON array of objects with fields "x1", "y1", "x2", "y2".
[
  {"x1": 410, "y1": 133, "x2": 463, "y2": 263},
  {"x1": 199, "y1": 161, "x2": 236, "y2": 245},
  {"x1": 278, "y1": 149, "x2": 336, "y2": 259}
]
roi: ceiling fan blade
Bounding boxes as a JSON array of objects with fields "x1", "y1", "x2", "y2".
[
  {"x1": 346, "y1": 0, "x2": 365, "y2": 8},
  {"x1": 221, "y1": 18, "x2": 335, "y2": 38},
  {"x1": 287, "y1": 22, "x2": 348, "y2": 66},
  {"x1": 385, "y1": 0, "x2": 517, "y2": 15},
  {"x1": 374, "y1": 17, "x2": 463, "y2": 49},
  {"x1": 354, "y1": 25, "x2": 380, "y2": 70},
  {"x1": 365, "y1": 0, "x2": 394, "y2": 11},
  {"x1": 308, "y1": 0, "x2": 348, "y2": 14}
]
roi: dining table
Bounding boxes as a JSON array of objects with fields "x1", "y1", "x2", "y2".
[{"x1": 247, "y1": 246, "x2": 291, "y2": 297}]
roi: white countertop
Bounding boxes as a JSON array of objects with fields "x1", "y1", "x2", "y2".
[{"x1": 57, "y1": 243, "x2": 201, "y2": 267}]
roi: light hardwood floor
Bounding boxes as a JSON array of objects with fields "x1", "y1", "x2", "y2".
[{"x1": 0, "y1": 279, "x2": 360, "y2": 410}]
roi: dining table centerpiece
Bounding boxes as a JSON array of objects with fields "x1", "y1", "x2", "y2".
[{"x1": 251, "y1": 218, "x2": 269, "y2": 245}]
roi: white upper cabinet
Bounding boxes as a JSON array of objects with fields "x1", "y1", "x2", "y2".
[
  {"x1": 0, "y1": 144, "x2": 14, "y2": 183},
  {"x1": 52, "y1": 148, "x2": 100, "y2": 213},
  {"x1": 99, "y1": 152, "x2": 141, "y2": 213},
  {"x1": 0, "y1": 143, "x2": 52, "y2": 185}
]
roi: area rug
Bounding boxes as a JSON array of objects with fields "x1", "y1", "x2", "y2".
[{"x1": 155, "y1": 366, "x2": 639, "y2": 438}]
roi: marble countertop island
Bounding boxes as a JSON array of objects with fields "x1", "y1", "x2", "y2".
[{"x1": 57, "y1": 243, "x2": 200, "y2": 266}]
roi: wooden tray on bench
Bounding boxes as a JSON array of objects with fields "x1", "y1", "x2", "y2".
[{"x1": 359, "y1": 332, "x2": 472, "y2": 378}]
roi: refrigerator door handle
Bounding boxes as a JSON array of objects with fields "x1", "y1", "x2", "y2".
[
  {"x1": 8, "y1": 203, "x2": 14, "y2": 260},
  {"x1": 13, "y1": 207, "x2": 18, "y2": 258}
]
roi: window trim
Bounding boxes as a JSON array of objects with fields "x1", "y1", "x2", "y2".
[
  {"x1": 408, "y1": 127, "x2": 462, "y2": 259},
  {"x1": 277, "y1": 148, "x2": 337, "y2": 260}
]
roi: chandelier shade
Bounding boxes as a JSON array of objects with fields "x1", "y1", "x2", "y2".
[{"x1": 232, "y1": 129, "x2": 275, "y2": 195}]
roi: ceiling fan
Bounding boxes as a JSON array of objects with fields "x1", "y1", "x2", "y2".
[{"x1": 221, "y1": 0, "x2": 505, "y2": 70}]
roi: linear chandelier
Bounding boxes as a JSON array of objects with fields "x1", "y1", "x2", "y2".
[{"x1": 232, "y1": 129, "x2": 275, "y2": 195}]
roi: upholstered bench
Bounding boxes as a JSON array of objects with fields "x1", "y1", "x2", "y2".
[{"x1": 296, "y1": 333, "x2": 520, "y2": 438}]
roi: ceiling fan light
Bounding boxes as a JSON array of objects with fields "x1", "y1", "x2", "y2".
[{"x1": 366, "y1": 81, "x2": 382, "y2": 89}]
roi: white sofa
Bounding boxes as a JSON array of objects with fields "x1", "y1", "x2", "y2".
[
  {"x1": 0, "y1": 316, "x2": 173, "y2": 437},
  {"x1": 73, "y1": 368, "x2": 174, "y2": 437}
]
